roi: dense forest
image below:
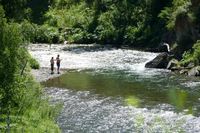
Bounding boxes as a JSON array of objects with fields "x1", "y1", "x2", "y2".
[
  {"x1": 1, "y1": 0, "x2": 200, "y2": 61},
  {"x1": 1, "y1": 0, "x2": 200, "y2": 132}
]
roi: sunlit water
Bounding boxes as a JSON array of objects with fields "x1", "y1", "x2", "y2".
[{"x1": 30, "y1": 44, "x2": 200, "y2": 132}]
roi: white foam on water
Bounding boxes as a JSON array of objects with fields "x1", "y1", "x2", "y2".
[
  {"x1": 29, "y1": 44, "x2": 165, "y2": 77},
  {"x1": 182, "y1": 81, "x2": 200, "y2": 88}
]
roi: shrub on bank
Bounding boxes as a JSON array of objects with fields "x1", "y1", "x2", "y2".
[
  {"x1": 180, "y1": 40, "x2": 200, "y2": 66},
  {"x1": 29, "y1": 57, "x2": 40, "y2": 69},
  {"x1": 0, "y1": 76, "x2": 61, "y2": 133},
  {"x1": 20, "y1": 20, "x2": 62, "y2": 44},
  {"x1": 35, "y1": 24, "x2": 60, "y2": 44},
  {"x1": 0, "y1": 6, "x2": 61, "y2": 132}
]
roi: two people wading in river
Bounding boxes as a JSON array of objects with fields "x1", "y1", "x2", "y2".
[{"x1": 50, "y1": 54, "x2": 61, "y2": 74}]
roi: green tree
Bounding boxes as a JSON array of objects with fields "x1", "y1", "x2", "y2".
[
  {"x1": 0, "y1": 6, "x2": 26, "y2": 109},
  {"x1": 0, "y1": 0, "x2": 30, "y2": 21}
]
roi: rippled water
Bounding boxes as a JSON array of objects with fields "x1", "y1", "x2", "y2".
[
  {"x1": 30, "y1": 44, "x2": 200, "y2": 132},
  {"x1": 46, "y1": 88, "x2": 200, "y2": 132}
]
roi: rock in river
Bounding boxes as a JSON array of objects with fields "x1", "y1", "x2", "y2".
[{"x1": 145, "y1": 52, "x2": 171, "y2": 69}]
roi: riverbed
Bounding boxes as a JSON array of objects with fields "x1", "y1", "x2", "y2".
[{"x1": 30, "y1": 44, "x2": 200, "y2": 132}]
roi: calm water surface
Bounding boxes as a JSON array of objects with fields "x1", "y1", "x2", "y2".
[{"x1": 31, "y1": 44, "x2": 200, "y2": 132}]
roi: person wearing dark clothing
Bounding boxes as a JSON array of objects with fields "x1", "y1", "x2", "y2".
[
  {"x1": 56, "y1": 54, "x2": 61, "y2": 74},
  {"x1": 50, "y1": 57, "x2": 54, "y2": 74}
]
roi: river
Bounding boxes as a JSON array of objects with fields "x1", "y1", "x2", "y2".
[{"x1": 30, "y1": 44, "x2": 200, "y2": 132}]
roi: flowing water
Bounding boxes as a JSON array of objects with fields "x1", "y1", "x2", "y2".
[{"x1": 30, "y1": 44, "x2": 200, "y2": 132}]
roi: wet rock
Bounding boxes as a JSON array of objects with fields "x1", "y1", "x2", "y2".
[
  {"x1": 170, "y1": 66, "x2": 183, "y2": 72},
  {"x1": 186, "y1": 62, "x2": 195, "y2": 69},
  {"x1": 179, "y1": 69, "x2": 189, "y2": 75},
  {"x1": 167, "y1": 59, "x2": 179, "y2": 70},
  {"x1": 145, "y1": 52, "x2": 171, "y2": 69},
  {"x1": 188, "y1": 66, "x2": 200, "y2": 76}
]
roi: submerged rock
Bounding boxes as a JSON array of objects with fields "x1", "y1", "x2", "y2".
[{"x1": 145, "y1": 52, "x2": 171, "y2": 69}]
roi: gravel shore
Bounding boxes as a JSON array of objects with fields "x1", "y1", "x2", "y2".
[{"x1": 31, "y1": 67, "x2": 67, "y2": 82}]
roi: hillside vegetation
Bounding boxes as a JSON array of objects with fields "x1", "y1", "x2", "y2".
[
  {"x1": 1, "y1": 0, "x2": 199, "y2": 58},
  {"x1": 0, "y1": 3, "x2": 60, "y2": 133}
]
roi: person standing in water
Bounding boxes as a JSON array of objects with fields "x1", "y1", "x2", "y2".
[
  {"x1": 50, "y1": 57, "x2": 54, "y2": 74},
  {"x1": 56, "y1": 54, "x2": 61, "y2": 74}
]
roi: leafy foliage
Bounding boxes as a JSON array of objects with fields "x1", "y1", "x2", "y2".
[
  {"x1": 159, "y1": 0, "x2": 191, "y2": 30},
  {"x1": 181, "y1": 40, "x2": 200, "y2": 66},
  {"x1": 0, "y1": 6, "x2": 60, "y2": 132},
  {"x1": 29, "y1": 57, "x2": 40, "y2": 69},
  {"x1": 42, "y1": 0, "x2": 172, "y2": 46},
  {"x1": 20, "y1": 20, "x2": 37, "y2": 42},
  {"x1": 0, "y1": 0, "x2": 30, "y2": 21}
]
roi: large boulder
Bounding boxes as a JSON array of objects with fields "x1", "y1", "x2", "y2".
[{"x1": 145, "y1": 52, "x2": 171, "y2": 69}]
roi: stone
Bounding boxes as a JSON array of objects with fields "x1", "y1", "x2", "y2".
[
  {"x1": 179, "y1": 69, "x2": 189, "y2": 75},
  {"x1": 188, "y1": 66, "x2": 200, "y2": 76},
  {"x1": 186, "y1": 62, "x2": 195, "y2": 69},
  {"x1": 170, "y1": 66, "x2": 182, "y2": 72},
  {"x1": 145, "y1": 52, "x2": 171, "y2": 69},
  {"x1": 167, "y1": 59, "x2": 179, "y2": 70}
]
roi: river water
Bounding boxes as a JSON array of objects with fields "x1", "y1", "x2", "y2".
[{"x1": 30, "y1": 44, "x2": 200, "y2": 132}]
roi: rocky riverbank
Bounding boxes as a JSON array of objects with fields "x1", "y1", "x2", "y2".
[
  {"x1": 31, "y1": 67, "x2": 67, "y2": 82},
  {"x1": 145, "y1": 52, "x2": 200, "y2": 77}
]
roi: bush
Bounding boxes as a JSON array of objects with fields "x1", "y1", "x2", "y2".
[
  {"x1": 29, "y1": 57, "x2": 40, "y2": 69},
  {"x1": 95, "y1": 11, "x2": 117, "y2": 44},
  {"x1": 0, "y1": 6, "x2": 60, "y2": 132},
  {"x1": 35, "y1": 25, "x2": 60, "y2": 43},
  {"x1": 180, "y1": 40, "x2": 200, "y2": 66},
  {"x1": 20, "y1": 21, "x2": 61, "y2": 44},
  {"x1": 159, "y1": 0, "x2": 191, "y2": 30},
  {"x1": 45, "y1": 2, "x2": 95, "y2": 44},
  {"x1": 0, "y1": 76, "x2": 61, "y2": 132},
  {"x1": 20, "y1": 20, "x2": 37, "y2": 42},
  {"x1": 180, "y1": 50, "x2": 193, "y2": 66},
  {"x1": 192, "y1": 40, "x2": 200, "y2": 65}
]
